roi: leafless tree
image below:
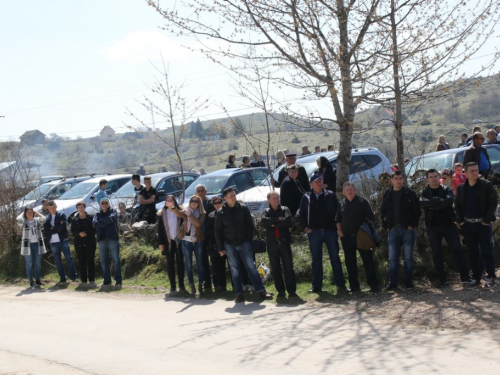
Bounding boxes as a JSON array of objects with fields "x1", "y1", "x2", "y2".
[
  {"x1": 148, "y1": 0, "x2": 385, "y2": 189},
  {"x1": 126, "y1": 57, "x2": 210, "y2": 201},
  {"x1": 367, "y1": 0, "x2": 500, "y2": 174}
]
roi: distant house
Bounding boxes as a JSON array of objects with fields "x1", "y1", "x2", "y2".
[
  {"x1": 123, "y1": 132, "x2": 142, "y2": 140},
  {"x1": 19, "y1": 130, "x2": 45, "y2": 145},
  {"x1": 99, "y1": 126, "x2": 115, "y2": 141}
]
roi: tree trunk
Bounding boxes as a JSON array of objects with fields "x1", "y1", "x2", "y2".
[{"x1": 391, "y1": 0, "x2": 405, "y2": 177}]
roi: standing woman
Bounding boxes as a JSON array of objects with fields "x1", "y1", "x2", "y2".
[
  {"x1": 226, "y1": 154, "x2": 237, "y2": 169},
  {"x1": 157, "y1": 195, "x2": 186, "y2": 293},
  {"x1": 316, "y1": 156, "x2": 336, "y2": 191},
  {"x1": 275, "y1": 150, "x2": 285, "y2": 168},
  {"x1": 70, "y1": 201, "x2": 97, "y2": 286},
  {"x1": 436, "y1": 135, "x2": 450, "y2": 151},
  {"x1": 175, "y1": 195, "x2": 206, "y2": 295},
  {"x1": 17, "y1": 206, "x2": 47, "y2": 288}
]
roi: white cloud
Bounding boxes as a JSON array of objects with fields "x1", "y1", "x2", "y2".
[{"x1": 101, "y1": 30, "x2": 189, "y2": 65}]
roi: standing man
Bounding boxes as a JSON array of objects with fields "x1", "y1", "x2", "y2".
[
  {"x1": 299, "y1": 175, "x2": 345, "y2": 293},
  {"x1": 463, "y1": 132, "x2": 491, "y2": 178},
  {"x1": 327, "y1": 144, "x2": 334, "y2": 151},
  {"x1": 261, "y1": 191, "x2": 297, "y2": 298},
  {"x1": 455, "y1": 162, "x2": 497, "y2": 288},
  {"x1": 380, "y1": 171, "x2": 421, "y2": 290},
  {"x1": 140, "y1": 176, "x2": 157, "y2": 224},
  {"x1": 420, "y1": 169, "x2": 470, "y2": 287},
  {"x1": 272, "y1": 152, "x2": 309, "y2": 189},
  {"x1": 204, "y1": 196, "x2": 227, "y2": 292},
  {"x1": 95, "y1": 179, "x2": 108, "y2": 205},
  {"x1": 44, "y1": 201, "x2": 77, "y2": 283},
  {"x1": 93, "y1": 197, "x2": 123, "y2": 287},
  {"x1": 336, "y1": 183, "x2": 379, "y2": 292},
  {"x1": 195, "y1": 184, "x2": 215, "y2": 291},
  {"x1": 280, "y1": 164, "x2": 306, "y2": 216},
  {"x1": 301, "y1": 145, "x2": 311, "y2": 156},
  {"x1": 457, "y1": 133, "x2": 468, "y2": 148},
  {"x1": 484, "y1": 129, "x2": 500, "y2": 145},
  {"x1": 314, "y1": 146, "x2": 321, "y2": 153},
  {"x1": 131, "y1": 174, "x2": 143, "y2": 222},
  {"x1": 250, "y1": 151, "x2": 265, "y2": 167},
  {"x1": 136, "y1": 163, "x2": 146, "y2": 176},
  {"x1": 215, "y1": 187, "x2": 273, "y2": 302}
]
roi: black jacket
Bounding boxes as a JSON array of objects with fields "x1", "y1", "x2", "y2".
[
  {"x1": 455, "y1": 178, "x2": 498, "y2": 224},
  {"x1": 419, "y1": 184, "x2": 456, "y2": 227},
  {"x1": 299, "y1": 189, "x2": 339, "y2": 231},
  {"x1": 463, "y1": 144, "x2": 491, "y2": 174},
  {"x1": 261, "y1": 205, "x2": 292, "y2": 247},
  {"x1": 280, "y1": 176, "x2": 305, "y2": 216},
  {"x1": 44, "y1": 212, "x2": 69, "y2": 242},
  {"x1": 250, "y1": 159, "x2": 265, "y2": 168},
  {"x1": 92, "y1": 208, "x2": 119, "y2": 241},
  {"x1": 215, "y1": 202, "x2": 254, "y2": 251},
  {"x1": 321, "y1": 166, "x2": 336, "y2": 191},
  {"x1": 275, "y1": 164, "x2": 309, "y2": 191},
  {"x1": 380, "y1": 186, "x2": 421, "y2": 229},
  {"x1": 70, "y1": 213, "x2": 96, "y2": 249}
]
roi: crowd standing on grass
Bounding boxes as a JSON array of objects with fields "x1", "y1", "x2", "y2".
[{"x1": 17, "y1": 140, "x2": 500, "y2": 301}]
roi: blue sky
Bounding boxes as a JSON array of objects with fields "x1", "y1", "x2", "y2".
[{"x1": 0, "y1": 1, "x2": 498, "y2": 141}]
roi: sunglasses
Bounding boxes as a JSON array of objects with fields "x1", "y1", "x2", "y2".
[
  {"x1": 190, "y1": 200, "x2": 199, "y2": 204},
  {"x1": 213, "y1": 201, "x2": 222, "y2": 205}
]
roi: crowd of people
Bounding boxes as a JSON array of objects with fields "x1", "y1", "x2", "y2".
[{"x1": 16, "y1": 128, "x2": 499, "y2": 302}]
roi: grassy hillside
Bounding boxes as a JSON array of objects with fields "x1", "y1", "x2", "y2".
[{"x1": 4, "y1": 76, "x2": 499, "y2": 176}]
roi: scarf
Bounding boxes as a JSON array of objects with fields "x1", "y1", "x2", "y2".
[
  {"x1": 20, "y1": 218, "x2": 47, "y2": 256},
  {"x1": 186, "y1": 208, "x2": 200, "y2": 242}
]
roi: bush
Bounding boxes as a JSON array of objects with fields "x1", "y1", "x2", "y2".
[
  {"x1": 420, "y1": 119, "x2": 432, "y2": 126},
  {"x1": 291, "y1": 136, "x2": 300, "y2": 144}
]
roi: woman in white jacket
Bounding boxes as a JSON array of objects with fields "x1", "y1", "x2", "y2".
[{"x1": 17, "y1": 206, "x2": 47, "y2": 288}]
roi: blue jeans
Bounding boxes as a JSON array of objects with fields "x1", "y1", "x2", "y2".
[
  {"x1": 24, "y1": 243, "x2": 42, "y2": 283},
  {"x1": 98, "y1": 239, "x2": 122, "y2": 284},
  {"x1": 50, "y1": 240, "x2": 77, "y2": 282},
  {"x1": 181, "y1": 240, "x2": 204, "y2": 285},
  {"x1": 308, "y1": 229, "x2": 345, "y2": 289},
  {"x1": 225, "y1": 241, "x2": 265, "y2": 296},
  {"x1": 388, "y1": 227, "x2": 415, "y2": 285}
]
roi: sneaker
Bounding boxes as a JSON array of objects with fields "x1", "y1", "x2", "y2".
[
  {"x1": 468, "y1": 279, "x2": 481, "y2": 289},
  {"x1": 29, "y1": 281, "x2": 35, "y2": 289},
  {"x1": 35, "y1": 280, "x2": 44, "y2": 287},
  {"x1": 405, "y1": 282, "x2": 415, "y2": 290},
  {"x1": 385, "y1": 283, "x2": 398, "y2": 291},
  {"x1": 437, "y1": 279, "x2": 449, "y2": 288},
  {"x1": 484, "y1": 278, "x2": 495, "y2": 289}
]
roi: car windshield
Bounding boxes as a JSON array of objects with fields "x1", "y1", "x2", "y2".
[
  {"x1": 260, "y1": 161, "x2": 320, "y2": 185},
  {"x1": 185, "y1": 175, "x2": 229, "y2": 195},
  {"x1": 406, "y1": 153, "x2": 455, "y2": 177},
  {"x1": 22, "y1": 184, "x2": 53, "y2": 200},
  {"x1": 58, "y1": 182, "x2": 96, "y2": 200},
  {"x1": 114, "y1": 176, "x2": 163, "y2": 198}
]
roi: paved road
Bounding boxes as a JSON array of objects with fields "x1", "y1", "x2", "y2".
[{"x1": 1, "y1": 285, "x2": 499, "y2": 375}]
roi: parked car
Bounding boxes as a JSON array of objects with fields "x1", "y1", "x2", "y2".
[
  {"x1": 405, "y1": 144, "x2": 500, "y2": 180},
  {"x1": 14, "y1": 175, "x2": 100, "y2": 214},
  {"x1": 38, "y1": 175, "x2": 64, "y2": 185},
  {"x1": 178, "y1": 167, "x2": 270, "y2": 208},
  {"x1": 32, "y1": 174, "x2": 130, "y2": 220},
  {"x1": 237, "y1": 148, "x2": 393, "y2": 216},
  {"x1": 109, "y1": 172, "x2": 199, "y2": 210}
]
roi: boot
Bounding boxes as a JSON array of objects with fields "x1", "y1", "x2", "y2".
[{"x1": 190, "y1": 284, "x2": 196, "y2": 295}]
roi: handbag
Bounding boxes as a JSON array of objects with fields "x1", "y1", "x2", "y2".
[{"x1": 251, "y1": 239, "x2": 267, "y2": 253}]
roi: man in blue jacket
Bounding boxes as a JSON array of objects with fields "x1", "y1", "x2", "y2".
[
  {"x1": 44, "y1": 201, "x2": 77, "y2": 283},
  {"x1": 299, "y1": 174, "x2": 345, "y2": 293},
  {"x1": 93, "y1": 197, "x2": 122, "y2": 287}
]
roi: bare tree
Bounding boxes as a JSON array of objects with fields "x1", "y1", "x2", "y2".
[
  {"x1": 148, "y1": 0, "x2": 385, "y2": 189},
  {"x1": 367, "y1": 0, "x2": 500, "y2": 174},
  {"x1": 126, "y1": 57, "x2": 210, "y2": 201}
]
